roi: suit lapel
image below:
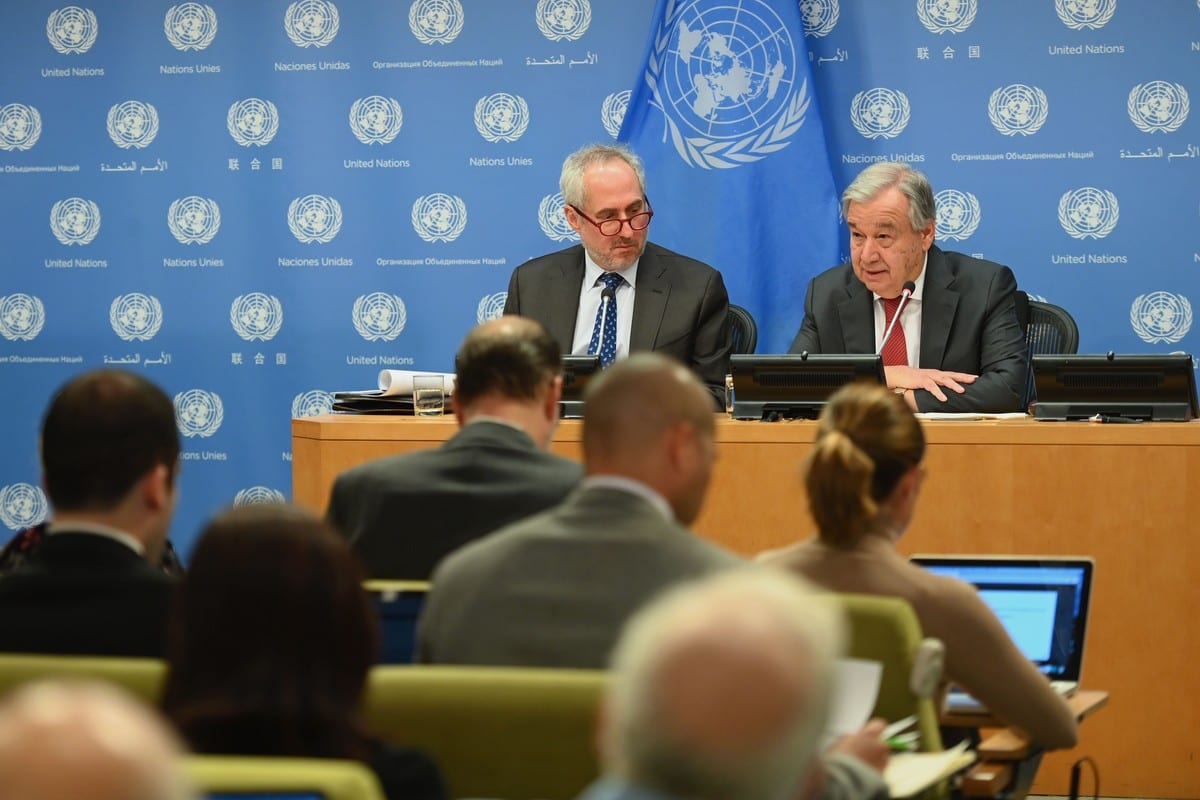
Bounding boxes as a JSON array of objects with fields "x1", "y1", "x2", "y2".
[
  {"x1": 919, "y1": 247, "x2": 959, "y2": 369},
  {"x1": 837, "y1": 278, "x2": 876, "y2": 354},
  {"x1": 547, "y1": 252, "x2": 585, "y2": 348},
  {"x1": 629, "y1": 247, "x2": 669, "y2": 350}
]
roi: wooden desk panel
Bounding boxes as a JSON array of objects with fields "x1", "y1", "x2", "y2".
[{"x1": 293, "y1": 415, "x2": 1200, "y2": 798}]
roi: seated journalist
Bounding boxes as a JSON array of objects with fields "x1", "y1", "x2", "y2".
[
  {"x1": 789, "y1": 161, "x2": 1027, "y2": 413},
  {"x1": 503, "y1": 142, "x2": 731, "y2": 410}
]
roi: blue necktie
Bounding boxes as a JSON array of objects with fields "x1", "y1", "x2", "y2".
[{"x1": 587, "y1": 272, "x2": 624, "y2": 368}]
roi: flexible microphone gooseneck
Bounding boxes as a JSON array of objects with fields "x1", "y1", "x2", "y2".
[
  {"x1": 877, "y1": 280, "x2": 917, "y2": 356},
  {"x1": 598, "y1": 285, "x2": 615, "y2": 338}
]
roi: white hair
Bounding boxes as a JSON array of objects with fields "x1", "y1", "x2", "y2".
[{"x1": 559, "y1": 143, "x2": 647, "y2": 209}]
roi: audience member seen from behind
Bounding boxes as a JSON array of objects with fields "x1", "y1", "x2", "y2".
[
  {"x1": 758, "y1": 381, "x2": 1077, "y2": 749},
  {"x1": 0, "y1": 369, "x2": 179, "y2": 657},
  {"x1": 162, "y1": 504, "x2": 446, "y2": 800},
  {"x1": 0, "y1": 680, "x2": 194, "y2": 800}
]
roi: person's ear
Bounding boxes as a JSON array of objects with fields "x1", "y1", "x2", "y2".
[
  {"x1": 545, "y1": 375, "x2": 563, "y2": 421},
  {"x1": 451, "y1": 393, "x2": 466, "y2": 427},
  {"x1": 141, "y1": 463, "x2": 172, "y2": 511}
]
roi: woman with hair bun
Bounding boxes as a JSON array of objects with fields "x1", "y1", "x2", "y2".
[{"x1": 759, "y1": 381, "x2": 1077, "y2": 750}]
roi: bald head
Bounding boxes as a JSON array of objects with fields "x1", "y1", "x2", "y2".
[{"x1": 0, "y1": 681, "x2": 193, "y2": 800}]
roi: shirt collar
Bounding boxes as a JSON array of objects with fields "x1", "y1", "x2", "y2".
[
  {"x1": 580, "y1": 475, "x2": 673, "y2": 522},
  {"x1": 47, "y1": 521, "x2": 145, "y2": 556}
]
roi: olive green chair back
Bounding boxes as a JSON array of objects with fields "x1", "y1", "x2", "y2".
[
  {"x1": 0, "y1": 653, "x2": 165, "y2": 703},
  {"x1": 185, "y1": 756, "x2": 385, "y2": 800}
]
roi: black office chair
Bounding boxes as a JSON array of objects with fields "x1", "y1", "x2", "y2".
[
  {"x1": 728, "y1": 304, "x2": 758, "y2": 355},
  {"x1": 1014, "y1": 290, "x2": 1079, "y2": 409}
]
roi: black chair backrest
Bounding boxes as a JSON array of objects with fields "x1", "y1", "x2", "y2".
[
  {"x1": 728, "y1": 304, "x2": 758, "y2": 355},
  {"x1": 1027, "y1": 299, "x2": 1080, "y2": 355}
]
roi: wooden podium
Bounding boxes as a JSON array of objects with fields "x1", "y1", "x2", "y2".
[{"x1": 293, "y1": 414, "x2": 1200, "y2": 799}]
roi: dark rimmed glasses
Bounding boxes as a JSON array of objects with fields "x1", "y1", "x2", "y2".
[{"x1": 568, "y1": 198, "x2": 653, "y2": 237}]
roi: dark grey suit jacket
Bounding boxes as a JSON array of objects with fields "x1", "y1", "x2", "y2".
[
  {"x1": 503, "y1": 242, "x2": 732, "y2": 409},
  {"x1": 789, "y1": 246, "x2": 1027, "y2": 413},
  {"x1": 415, "y1": 485, "x2": 743, "y2": 668},
  {"x1": 0, "y1": 531, "x2": 175, "y2": 657},
  {"x1": 327, "y1": 421, "x2": 582, "y2": 580}
]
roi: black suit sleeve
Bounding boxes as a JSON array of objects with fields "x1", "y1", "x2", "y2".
[
  {"x1": 503, "y1": 268, "x2": 521, "y2": 315},
  {"x1": 788, "y1": 276, "x2": 822, "y2": 353},
  {"x1": 692, "y1": 269, "x2": 733, "y2": 410}
]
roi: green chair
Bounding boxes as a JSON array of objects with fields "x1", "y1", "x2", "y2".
[
  {"x1": 185, "y1": 756, "x2": 385, "y2": 800},
  {"x1": 0, "y1": 653, "x2": 166, "y2": 704}
]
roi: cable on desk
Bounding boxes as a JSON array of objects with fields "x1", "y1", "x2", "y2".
[{"x1": 1068, "y1": 755, "x2": 1099, "y2": 800}]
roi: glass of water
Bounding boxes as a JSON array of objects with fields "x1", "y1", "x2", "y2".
[{"x1": 412, "y1": 375, "x2": 444, "y2": 417}]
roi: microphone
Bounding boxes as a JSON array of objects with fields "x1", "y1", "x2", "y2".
[
  {"x1": 598, "y1": 285, "x2": 615, "y2": 338},
  {"x1": 877, "y1": 280, "x2": 917, "y2": 356}
]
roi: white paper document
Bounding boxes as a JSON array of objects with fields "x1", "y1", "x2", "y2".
[
  {"x1": 883, "y1": 741, "x2": 975, "y2": 798},
  {"x1": 376, "y1": 369, "x2": 457, "y2": 396},
  {"x1": 826, "y1": 658, "x2": 883, "y2": 741}
]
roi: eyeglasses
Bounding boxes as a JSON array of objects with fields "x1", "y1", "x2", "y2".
[{"x1": 568, "y1": 198, "x2": 653, "y2": 237}]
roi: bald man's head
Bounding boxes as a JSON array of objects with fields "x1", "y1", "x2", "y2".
[{"x1": 0, "y1": 681, "x2": 193, "y2": 800}]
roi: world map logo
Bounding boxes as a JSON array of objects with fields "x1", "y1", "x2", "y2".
[
  {"x1": 110, "y1": 293, "x2": 164, "y2": 342},
  {"x1": 409, "y1": 0, "x2": 464, "y2": 45},
  {"x1": 474, "y1": 93, "x2": 530, "y2": 142},
  {"x1": 1058, "y1": 187, "x2": 1119, "y2": 239},
  {"x1": 352, "y1": 292, "x2": 407, "y2": 342},
  {"x1": 292, "y1": 389, "x2": 334, "y2": 418},
  {"x1": 988, "y1": 84, "x2": 1049, "y2": 136},
  {"x1": 538, "y1": 192, "x2": 579, "y2": 242},
  {"x1": 168, "y1": 196, "x2": 221, "y2": 244},
  {"x1": 165, "y1": 3, "x2": 217, "y2": 51},
  {"x1": 0, "y1": 104, "x2": 42, "y2": 151},
  {"x1": 1127, "y1": 81, "x2": 1189, "y2": 133},
  {"x1": 850, "y1": 87, "x2": 911, "y2": 139},
  {"x1": 285, "y1": 0, "x2": 339, "y2": 48},
  {"x1": 1054, "y1": 0, "x2": 1116, "y2": 30},
  {"x1": 934, "y1": 189, "x2": 981, "y2": 241},
  {"x1": 916, "y1": 0, "x2": 977, "y2": 34},
  {"x1": 0, "y1": 484, "x2": 48, "y2": 531},
  {"x1": 349, "y1": 95, "x2": 404, "y2": 144},
  {"x1": 1130, "y1": 292, "x2": 1193, "y2": 345},
  {"x1": 227, "y1": 98, "x2": 280, "y2": 147},
  {"x1": 601, "y1": 90, "x2": 630, "y2": 138},
  {"x1": 107, "y1": 101, "x2": 159, "y2": 149},
  {"x1": 799, "y1": 0, "x2": 838, "y2": 37},
  {"x1": 412, "y1": 193, "x2": 467, "y2": 243},
  {"x1": 0, "y1": 295, "x2": 46, "y2": 342},
  {"x1": 645, "y1": 0, "x2": 813, "y2": 169},
  {"x1": 46, "y1": 6, "x2": 98, "y2": 54},
  {"x1": 174, "y1": 389, "x2": 225, "y2": 438},
  {"x1": 535, "y1": 0, "x2": 591, "y2": 42},
  {"x1": 288, "y1": 194, "x2": 343, "y2": 244},
  {"x1": 477, "y1": 292, "x2": 508, "y2": 323},
  {"x1": 50, "y1": 197, "x2": 101, "y2": 245},
  {"x1": 234, "y1": 486, "x2": 286, "y2": 505},
  {"x1": 231, "y1": 293, "x2": 284, "y2": 342}
]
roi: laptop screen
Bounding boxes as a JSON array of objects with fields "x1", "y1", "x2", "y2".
[{"x1": 909, "y1": 556, "x2": 1093, "y2": 682}]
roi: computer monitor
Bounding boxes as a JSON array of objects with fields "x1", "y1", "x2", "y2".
[
  {"x1": 559, "y1": 354, "x2": 600, "y2": 419},
  {"x1": 1031, "y1": 353, "x2": 1199, "y2": 421},
  {"x1": 729, "y1": 354, "x2": 886, "y2": 420}
]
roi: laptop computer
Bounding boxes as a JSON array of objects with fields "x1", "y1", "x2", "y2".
[{"x1": 908, "y1": 555, "x2": 1094, "y2": 713}]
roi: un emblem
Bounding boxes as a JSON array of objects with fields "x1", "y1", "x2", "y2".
[
  {"x1": 46, "y1": 6, "x2": 98, "y2": 54},
  {"x1": 477, "y1": 292, "x2": 508, "y2": 323},
  {"x1": 799, "y1": 0, "x2": 838, "y2": 37},
  {"x1": 1058, "y1": 187, "x2": 1119, "y2": 240},
  {"x1": 107, "y1": 101, "x2": 160, "y2": 149},
  {"x1": 165, "y1": 3, "x2": 217, "y2": 51},
  {"x1": 352, "y1": 292, "x2": 407, "y2": 342},
  {"x1": 1131, "y1": 292, "x2": 1194, "y2": 345},
  {"x1": 231, "y1": 293, "x2": 284, "y2": 342},
  {"x1": 988, "y1": 84, "x2": 1049, "y2": 136},
  {"x1": 474, "y1": 94, "x2": 530, "y2": 143},
  {"x1": 1055, "y1": 0, "x2": 1116, "y2": 29},
  {"x1": 1127, "y1": 81, "x2": 1190, "y2": 134},
  {"x1": 850, "y1": 88, "x2": 911, "y2": 139},
  {"x1": 538, "y1": 193, "x2": 579, "y2": 242},
  {"x1": 168, "y1": 196, "x2": 221, "y2": 245},
  {"x1": 349, "y1": 96, "x2": 404, "y2": 145},
  {"x1": 0, "y1": 295, "x2": 46, "y2": 342},
  {"x1": 227, "y1": 98, "x2": 280, "y2": 147},
  {"x1": 292, "y1": 389, "x2": 335, "y2": 418},
  {"x1": 917, "y1": 0, "x2": 977, "y2": 33},
  {"x1": 934, "y1": 189, "x2": 981, "y2": 241},
  {"x1": 412, "y1": 193, "x2": 467, "y2": 243},
  {"x1": 110, "y1": 293, "x2": 164, "y2": 342},
  {"x1": 0, "y1": 483, "x2": 48, "y2": 531},
  {"x1": 285, "y1": 0, "x2": 340, "y2": 48},
  {"x1": 288, "y1": 195, "x2": 343, "y2": 244},
  {"x1": 601, "y1": 91, "x2": 630, "y2": 138},
  {"x1": 409, "y1": 0, "x2": 464, "y2": 45},
  {"x1": 536, "y1": 0, "x2": 591, "y2": 41},
  {"x1": 234, "y1": 486, "x2": 286, "y2": 505},
  {"x1": 174, "y1": 389, "x2": 225, "y2": 438},
  {"x1": 50, "y1": 197, "x2": 101, "y2": 246},
  {"x1": 0, "y1": 104, "x2": 42, "y2": 152}
]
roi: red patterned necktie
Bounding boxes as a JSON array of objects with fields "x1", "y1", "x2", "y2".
[{"x1": 881, "y1": 296, "x2": 908, "y2": 367}]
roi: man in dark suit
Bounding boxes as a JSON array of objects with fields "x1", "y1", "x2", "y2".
[
  {"x1": 789, "y1": 162, "x2": 1027, "y2": 413},
  {"x1": 327, "y1": 316, "x2": 583, "y2": 580},
  {"x1": 504, "y1": 143, "x2": 731, "y2": 410},
  {"x1": 0, "y1": 370, "x2": 180, "y2": 657}
]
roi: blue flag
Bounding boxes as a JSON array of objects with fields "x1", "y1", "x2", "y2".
[{"x1": 619, "y1": 0, "x2": 841, "y2": 353}]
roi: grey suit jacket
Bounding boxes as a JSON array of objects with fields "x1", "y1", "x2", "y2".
[
  {"x1": 503, "y1": 242, "x2": 732, "y2": 409},
  {"x1": 788, "y1": 246, "x2": 1027, "y2": 412},
  {"x1": 415, "y1": 485, "x2": 743, "y2": 668},
  {"x1": 327, "y1": 421, "x2": 582, "y2": 580}
]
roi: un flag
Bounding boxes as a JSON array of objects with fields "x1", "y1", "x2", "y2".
[{"x1": 619, "y1": 0, "x2": 840, "y2": 353}]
